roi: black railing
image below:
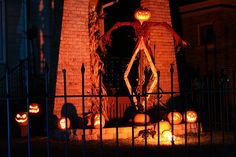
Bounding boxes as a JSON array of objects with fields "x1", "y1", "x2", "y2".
[{"x1": 1, "y1": 64, "x2": 236, "y2": 157}]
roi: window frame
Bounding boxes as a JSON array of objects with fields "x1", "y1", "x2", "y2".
[{"x1": 197, "y1": 23, "x2": 214, "y2": 46}]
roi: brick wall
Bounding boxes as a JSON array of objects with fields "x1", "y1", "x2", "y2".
[
  {"x1": 54, "y1": 0, "x2": 91, "y2": 117},
  {"x1": 141, "y1": 0, "x2": 180, "y2": 103}
]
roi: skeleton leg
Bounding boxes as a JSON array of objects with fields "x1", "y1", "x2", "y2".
[
  {"x1": 124, "y1": 39, "x2": 142, "y2": 105},
  {"x1": 140, "y1": 38, "x2": 158, "y2": 109}
]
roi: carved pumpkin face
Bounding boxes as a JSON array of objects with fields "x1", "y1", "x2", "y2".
[
  {"x1": 15, "y1": 112, "x2": 28, "y2": 126},
  {"x1": 92, "y1": 114, "x2": 105, "y2": 129},
  {"x1": 58, "y1": 117, "x2": 71, "y2": 130},
  {"x1": 184, "y1": 111, "x2": 198, "y2": 123},
  {"x1": 134, "y1": 8, "x2": 151, "y2": 24},
  {"x1": 29, "y1": 103, "x2": 40, "y2": 115},
  {"x1": 167, "y1": 111, "x2": 183, "y2": 124}
]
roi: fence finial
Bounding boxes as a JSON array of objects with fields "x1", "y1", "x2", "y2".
[
  {"x1": 81, "y1": 64, "x2": 85, "y2": 73},
  {"x1": 170, "y1": 64, "x2": 174, "y2": 73}
]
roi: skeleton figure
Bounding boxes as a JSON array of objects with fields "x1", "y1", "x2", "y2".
[{"x1": 104, "y1": 8, "x2": 187, "y2": 110}]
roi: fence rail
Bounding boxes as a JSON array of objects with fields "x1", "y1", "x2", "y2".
[{"x1": 0, "y1": 63, "x2": 236, "y2": 157}]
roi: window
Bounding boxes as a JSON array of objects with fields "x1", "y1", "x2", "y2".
[
  {"x1": 199, "y1": 24, "x2": 214, "y2": 45},
  {"x1": 0, "y1": 0, "x2": 5, "y2": 63}
]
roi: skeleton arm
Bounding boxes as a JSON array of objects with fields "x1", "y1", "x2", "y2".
[
  {"x1": 149, "y1": 22, "x2": 188, "y2": 48},
  {"x1": 103, "y1": 21, "x2": 134, "y2": 45}
]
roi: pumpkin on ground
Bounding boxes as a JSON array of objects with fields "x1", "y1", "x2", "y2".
[
  {"x1": 133, "y1": 113, "x2": 150, "y2": 124},
  {"x1": 29, "y1": 103, "x2": 41, "y2": 115},
  {"x1": 183, "y1": 110, "x2": 198, "y2": 123},
  {"x1": 167, "y1": 111, "x2": 183, "y2": 124},
  {"x1": 15, "y1": 112, "x2": 28, "y2": 126}
]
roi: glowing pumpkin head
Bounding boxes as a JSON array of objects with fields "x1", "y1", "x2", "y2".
[
  {"x1": 29, "y1": 103, "x2": 40, "y2": 115},
  {"x1": 184, "y1": 110, "x2": 198, "y2": 123},
  {"x1": 134, "y1": 113, "x2": 150, "y2": 124},
  {"x1": 58, "y1": 117, "x2": 71, "y2": 130},
  {"x1": 134, "y1": 8, "x2": 151, "y2": 24},
  {"x1": 15, "y1": 112, "x2": 28, "y2": 126},
  {"x1": 92, "y1": 114, "x2": 105, "y2": 129},
  {"x1": 167, "y1": 111, "x2": 183, "y2": 124}
]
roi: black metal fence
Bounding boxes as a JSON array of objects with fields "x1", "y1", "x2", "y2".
[{"x1": 1, "y1": 62, "x2": 236, "y2": 157}]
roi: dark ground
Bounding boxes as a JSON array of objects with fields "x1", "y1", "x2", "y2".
[{"x1": 1, "y1": 136, "x2": 236, "y2": 157}]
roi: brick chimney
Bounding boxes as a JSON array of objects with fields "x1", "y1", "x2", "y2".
[
  {"x1": 141, "y1": 0, "x2": 180, "y2": 103},
  {"x1": 54, "y1": 0, "x2": 91, "y2": 117}
]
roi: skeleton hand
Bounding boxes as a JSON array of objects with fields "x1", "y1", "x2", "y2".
[
  {"x1": 175, "y1": 39, "x2": 189, "y2": 52},
  {"x1": 181, "y1": 40, "x2": 189, "y2": 47}
]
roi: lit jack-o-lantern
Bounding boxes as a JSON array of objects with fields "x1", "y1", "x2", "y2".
[
  {"x1": 29, "y1": 103, "x2": 40, "y2": 115},
  {"x1": 134, "y1": 113, "x2": 150, "y2": 124},
  {"x1": 15, "y1": 112, "x2": 28, "y2": 126},
  {"x1": 134, "y1": 8, "x2": 151, "y2": 24},
  {"x1": 92, "y1": 114, "x2": 105, "y2": 129},
  {"x1": 157, "y1": 120, "x2": 172, "y2": 134},
  {"x1": 167, "y1": 111, "x2": 183, "y2": 124},
  {"x1": 58, "y1": 117, "x2": 71, "y2": 130},
  {"x1": 184, "y1": 110, "x2": 198, "y2": 123}
]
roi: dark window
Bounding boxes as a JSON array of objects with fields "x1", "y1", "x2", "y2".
[{"x1": 199, "y1": 24, "x2": 214, "y2": 45}]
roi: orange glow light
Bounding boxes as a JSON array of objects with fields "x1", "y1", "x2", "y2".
[{"x1": 162, "y1": 130, "x2": 176, "y2": 142}]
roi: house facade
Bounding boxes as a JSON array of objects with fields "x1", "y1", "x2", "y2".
[{"x1": 179, "y1": 0, "x2": 236, "y2": 79}]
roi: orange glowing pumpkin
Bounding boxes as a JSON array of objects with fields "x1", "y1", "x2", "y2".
[
  {"x1": 134, "y1": 113, "x2": 150, "y2": 124},
  {"x1": 15, "y1": 112, "x2": 28, "y2": 126},
  {"x1": 92, "y1": 114, "x2": 105, "y2": 129},
  {"x1": 184, "y1": 110, "x2": 198, "y2": 123},
  {"x1": 134, "y1": 8, "x2": 151, "y2": 24},
  {"x1": 29, "y1": 103, "x2": 40, "y2": 115},
  {"x1": 156, "y1": 120, "x2": 172, "y2": 134},
  {"x1": 167, "y1": 111, "x2": 183, "y2": 124},
  {"x1": 58, "y1": 117, "x2": 71, "y2": 130}
]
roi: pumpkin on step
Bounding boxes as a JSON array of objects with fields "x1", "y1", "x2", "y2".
[
  {"x1": 133, "y1": 113, "x2": 150, "y2": 124},
  {"x1": 167, "y1": 111, "x2": 182, "y2": 124},
  {"x1": 183, "y1": 110, "x2": 198, "y2": 123}
]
